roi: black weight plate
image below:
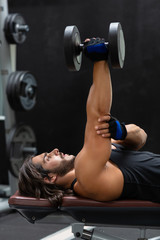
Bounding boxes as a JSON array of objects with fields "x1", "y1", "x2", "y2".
[
  {"x1": 4, "y1": 14, "x2": 13, "y2": 43},
  {"x1": 4, "y1": 14, "x2": 18, "y2": 43},
  {"x1": 16, "y1": 71, "x2": 37, "y2": 111},
  {"x1": 4, "y1": 13, "x2": 28, "y2": 44},
  {"x1": 108, "y1": 22, "x2": 125, "y2": 69},
  {"x1": 11, "y1": 14, "x2": 27, "y2": 44},
  {"x1": 11, "y1": 71, "x2": 23, "y2": 110},
  {"x1": 7, "y1": 71, "x2": 37, "y2": 111},
  {"x1": 13, "y1": 71, "x2": 25, "y2": 111},
  {"x1": 6, "y1": 72, "x2": 15, "y2": 108},
  {"x1": 6, "y1": 71, "x2": 21, "y2": 110},
  {"x1": 64, "y1": 25, "x2": 82, "y2": 71},
  {"x1": 6, "y1": 71, "x2": 23, "y2": 111},
  {"x1": 12, "y1": 14, "x2": 27, "y2": 44},
  {"x1": 7, "y1": 124, "x2": 37, "y2": 178}
]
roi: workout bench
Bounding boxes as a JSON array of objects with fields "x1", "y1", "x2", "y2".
[{"x1": 9, "y1": 191, "x2": 160, "y2": 240}]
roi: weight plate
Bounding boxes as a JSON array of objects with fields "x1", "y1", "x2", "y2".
[
  {"x1": 64, "y1": 25, "x2": 82, "y2": 71},
  {"x1": 4, "y1": 13, "x2": 29, "y2": 44},
  {"x1": 13, "y1": 72, "x2": 25, "y2": 110},
  {"x1": 6, "y1": 71, "x2": 37, "y2": 111},
  {"x1": 4, "y1": 14, "x2": 13, "y2": 43},
  {"x1": 6, "y1": 72, "x2": 15, "y2": 109},
  {"x1": 108, "y1": 22, "x2": 125, "y2": 69},
  {"x1": 7, "y1": 124, "x2": 37, "y2": 178},
  {"x1": 16, "y1": 71, "x2": 37, "y2": 111},
  {"x1": 8, "y1": 72, "x2": 23, "y2": 111}
]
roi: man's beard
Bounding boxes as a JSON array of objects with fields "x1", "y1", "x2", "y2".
[{"x1": 51, "y1": 157, "x2": 75, "y2": 176}]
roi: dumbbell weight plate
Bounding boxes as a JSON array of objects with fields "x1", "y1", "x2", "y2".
[
  {"x1": 16, "y1": 71, "x2": 37, "y2": 111},
  {"x1": 8, "y1": 72, "x2": 23, "y2": 111},
  {"x1": 4, "y1": 13, "x2": 28, "y2": 44},
  {"x1": 64, "y1": 25, "x2": 82, "y2": 71},
  {"x1": 6, "y1": 71, "x2": 37, "y2": 111},
  {"x1": 108, "y1": 22, "x2": 125, "y2": 69},
  {"x1": 7, "y1": 124, "x2": 37, "y2": 178}
]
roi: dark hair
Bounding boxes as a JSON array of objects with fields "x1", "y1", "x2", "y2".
[{"x1": 18, "y1": 156, "x2": 72, "y2": 207}]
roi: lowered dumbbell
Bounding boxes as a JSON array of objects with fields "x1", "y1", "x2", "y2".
[{"x1": 64, "y1": 22, "x2": 125, "y2": 71}]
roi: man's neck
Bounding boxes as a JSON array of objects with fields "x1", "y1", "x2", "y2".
[{"x1": 56, "y1": 169, "x2": 76, "y2": 189}]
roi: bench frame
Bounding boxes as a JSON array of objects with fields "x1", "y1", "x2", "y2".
[{"x1": 8, "y1": 191, "x2": 160, "y2": 240}]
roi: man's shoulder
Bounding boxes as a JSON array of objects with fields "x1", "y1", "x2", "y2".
[{"x1": 74, "y1": 153, "x2": 124, "y2": 201}]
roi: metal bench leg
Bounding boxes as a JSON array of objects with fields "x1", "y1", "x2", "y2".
[
  {"x1": 138, "y1": 227, "x2": 148, "y2": 240},
  {"x1": 72, "y1": 223, "x2": 126, "y2": 240}
]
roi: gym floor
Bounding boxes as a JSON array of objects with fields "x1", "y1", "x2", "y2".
[
  {"x1": 0, "y1": 210, "x2": 67, "y2": 240},
  {"x1": 1, "y1": 210, "x2": 160, "y2": 240}
]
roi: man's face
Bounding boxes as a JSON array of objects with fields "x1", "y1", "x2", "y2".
[{"x1": 32, "y1": 148, "x2": 75, "y2": 176}]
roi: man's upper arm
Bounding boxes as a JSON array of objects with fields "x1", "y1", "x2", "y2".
[{"x1": 75, "y1": 62, "x2": 112, "y2": 191}]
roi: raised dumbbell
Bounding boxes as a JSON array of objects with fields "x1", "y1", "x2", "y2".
[{"x1": 64, "y1": 22, "x2": 125, "y2": 71}]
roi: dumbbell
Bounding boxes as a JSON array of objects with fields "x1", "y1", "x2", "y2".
[
  {"x1": 4, "y1": 13, "x2": 29, "y2": 44},
  {"x1": 7, "y1": 124, "x2": 37, "y2": 178},
  {"x1": 64, "y1": 22, "x2": 125, "y2": 71},
  {"x1": 6, "y1": 71, "x2": 37, "y2": 111}
]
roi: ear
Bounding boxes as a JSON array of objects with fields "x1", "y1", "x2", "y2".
[{"x1": 44, "y1": 173, "x2": 57, "y2": 184}]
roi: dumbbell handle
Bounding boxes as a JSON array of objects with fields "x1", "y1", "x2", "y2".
[
  {"x1": 15, "y1": 24, "x2": 29, "y2": 33},
  {"x1": 23, "y1": 147, "x2": 37, "y2": 155},
  {"x1": 78, "y1": 42, "x2": 109, "y2": 53}
]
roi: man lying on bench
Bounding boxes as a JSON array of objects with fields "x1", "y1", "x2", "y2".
[{"x1": 18, "y1": 38, "x2": 160, "y2": 208}]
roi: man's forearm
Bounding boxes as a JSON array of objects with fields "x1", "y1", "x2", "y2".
[
  {"x1": 83, "y1": 61, "x2": 112, "y2": 165},
  {"x1": 87, "y1": 61, "x2": 112, "y2": 118},
  {"x1": 112, "y1": 124, "x2": 147, "y2": 150}
]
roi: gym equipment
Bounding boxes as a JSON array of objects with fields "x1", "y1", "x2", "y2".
[
  {"x1": 0, "y1": 0, "x2": 37, "y2": 207},
  {"x1": 6, "y1": 71, "x2": 37, "y2": 111},
  {"x1": 4, "y1": 13, "x2": 29, "y2": 44},
  {"x1": 0, "y1": 116, "x2": 8, "y2": 185},
  {"x1": 7, "y1": 124, "x2": 37, "y2": 178},
  {"x1": 9, "y1": 192, "x2": 160, "y2": 240},
  {"x1": 64, "y1": 22, "x2": 125, "y2": 71}
]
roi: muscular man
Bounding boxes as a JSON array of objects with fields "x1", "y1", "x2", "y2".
[{"x1": 18, "y1": 38, "x2": 160, "y2": 206}]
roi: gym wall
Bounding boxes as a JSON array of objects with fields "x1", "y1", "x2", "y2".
[{"x1": 8, "y1": 0, "x2": 160, "y2": 154}]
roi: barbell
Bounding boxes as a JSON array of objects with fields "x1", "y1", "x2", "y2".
[{"x1": 64, "y1": 22, "x2": 125, "y2": 71}]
